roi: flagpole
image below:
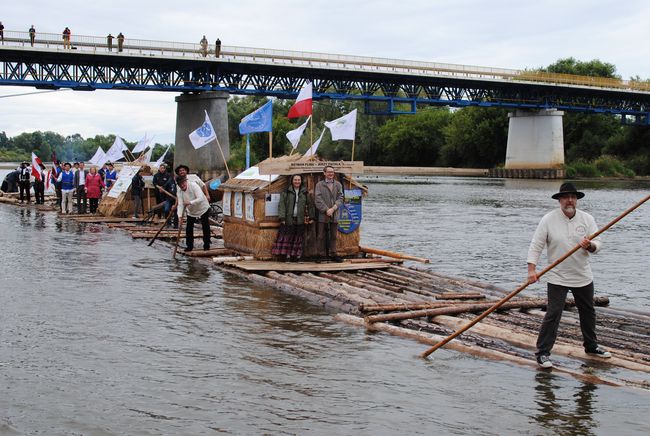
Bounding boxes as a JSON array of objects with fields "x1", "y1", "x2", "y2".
[
  {"x1": 246, "y1": 134, "x2": 250, "y2": 169},
  {"x1": 351, "y1": 139, "x2": 356, "y2": 162},
  {"x1": 269, "y1": 131, "x2": 273, "y2": 159},
  {"x1": 214, "y1": 136, "x2": 231, "y2": 180},
  {"x1": 310, "y1": 116, "x2": 313, "y2": 148}
]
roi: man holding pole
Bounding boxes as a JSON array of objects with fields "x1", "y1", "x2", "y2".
[
  {"x1": 527, "y1": 183, "x2": 611, "y2": 368},
  {"x1": 314, "y1": 165, "x2": 344, "y2": 262},
  {"x1": 176, "y1": 175, "x2": 211, "y2": 252}
]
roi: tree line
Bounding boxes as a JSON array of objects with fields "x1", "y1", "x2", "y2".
[{"x1": 2, "y1": 58, "x2": 649, "y2": 175}]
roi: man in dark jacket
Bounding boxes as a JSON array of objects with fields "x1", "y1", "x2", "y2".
[
  {"x1": 314, "y1": 165, "x2": 344, "y2": 262},
  {"x1": 131, "y1": 169, "x2": 145, "y2": 218},
  {"x1": 18, "y1": 162, "x2": 31, "y2": 203},
  {"x1": 152, "y1": 164, "x2": 171, "y2": 218},
  {"x1": 74, "y1": 161, "x2": 89, "y2": 213}
]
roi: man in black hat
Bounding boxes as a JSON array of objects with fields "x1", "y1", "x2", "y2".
[
  {"x1": 174, "y1": 164, "x2": 209, "y2": 200},
  {"x1": 18, "y1": 161, "x2": 31, "y2": 203},
  {"x1": 527, "y1": 182, "x2": 610, "y2": 369}
]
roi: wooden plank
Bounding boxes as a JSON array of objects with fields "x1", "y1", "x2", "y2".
[
  {"x1": 223, "y1": 260, "x2": 391, "y2": 272},
  {"x1": 258, "y1": 160, "x2": 364, "y2": 175},
  {"x1": 184, "y1": 248, "x2": 236, "y2": 257}
]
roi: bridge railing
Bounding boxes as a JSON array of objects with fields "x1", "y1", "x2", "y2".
[{"x1": 2, "y1": 29, "x2": 649, "y2": 93}]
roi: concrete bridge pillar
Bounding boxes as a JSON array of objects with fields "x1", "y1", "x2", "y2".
[
  {"x1": 505, "y1": 109, "x2": 564, "y2": 169},
  {"x1": 174, "y1": 91, "x2": 230, "y2": 179}
]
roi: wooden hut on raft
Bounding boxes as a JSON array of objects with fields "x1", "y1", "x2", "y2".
[{"x1": 218, "y1": 155, "x2": 367, "y2": 260}]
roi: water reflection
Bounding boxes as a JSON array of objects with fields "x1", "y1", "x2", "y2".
[{"x1": 534, "y1": 372, "x2": 597, "y2": 435}]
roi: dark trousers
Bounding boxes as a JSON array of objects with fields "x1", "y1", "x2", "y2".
[
  {"x1": 164, "y1": 200, "x2": 178, "y2": 228},
  {"x1": 55, "y1": 186, "x2": 62, "y2": 210},
  {"x1": 317, "y1": 221, "x2": 338, "y2": 258},
  {"x1": 76, "y1": 186, "x2": 87, "y2": 213},
  {"x1": 186, "y1": 210, "x2": 211, "y2": 250},
  {"x1": 89, "y1": 198, "x2": 99, "y2": 213},
  {"x1": 19, "y1": 181, "x2": 31, "y2": 202},
  {"x1": 536, "y1": 282, "x2": 598, "y2": 357},
  {"x1": 132, "y1": 194, "x2": 143, "y2": 217},
  {"x1": 33, "y1": 181, "x2": 45, "y2": 204}
]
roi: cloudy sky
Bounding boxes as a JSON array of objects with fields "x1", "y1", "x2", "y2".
[{"x1": 1, "y1": 0, "x2": 649, "y2": 144}]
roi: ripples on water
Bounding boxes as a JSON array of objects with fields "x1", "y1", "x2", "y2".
[{"x1": 1, "y1": 177, "x2": 649, "y2": 434}]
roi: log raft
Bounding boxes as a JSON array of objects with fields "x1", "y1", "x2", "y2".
[{"x1": 3, "y1": 203, "x2": 650, "y2": 389}]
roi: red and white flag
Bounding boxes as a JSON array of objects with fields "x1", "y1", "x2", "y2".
[
  {"x1": 31, "y1": 152, "x2": 44, "y2": 181},
  {"x1": 287, "y1": 82, "x2": 312, "y2": 118}
]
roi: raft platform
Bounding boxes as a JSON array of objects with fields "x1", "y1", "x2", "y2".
[{"x1": 3, "y1": 199, "x2": 650, "y2": 390}]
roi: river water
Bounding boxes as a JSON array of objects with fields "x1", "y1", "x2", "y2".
[{"x1": 1, "y1": 176, "x2": 649, "y2": 435}]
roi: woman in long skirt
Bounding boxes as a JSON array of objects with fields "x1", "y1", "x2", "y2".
[{"x1": 272, "y1": 175, "x2": 313, "y2": 261}]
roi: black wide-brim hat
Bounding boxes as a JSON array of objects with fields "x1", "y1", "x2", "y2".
[
  {"x1": 552, "y1": 182, "x2": 585, "y2": 200},
  {"x1": 175, "y1": 164, "x2": 189, "y2": 175}
]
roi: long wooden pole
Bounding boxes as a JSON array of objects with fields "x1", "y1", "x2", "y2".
[
  {"x1": 421, "y1": 193, "x2": 650, "y2": 358},
  {"x1": 172, "y1": 214, "x2": 185, "y2": 259},
  {"x1": 360, "y1": 246, "x2": 430, "y2": 264},
  {"x1": 214, "y1": 136, "x2": 231, "y2": 179},
  {"x1": 148, "y1": 207, "x2": 176, "y2": 246},
  {"x1": 269, "y1": 131, "x2": 273, "y2": 159},
  {"x1": 351, "y1": 139, "x2": 356, "y2": 162}
]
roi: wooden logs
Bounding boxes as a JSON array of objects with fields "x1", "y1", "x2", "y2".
[{"x1": 365, "y1": 297, "x2": 610, "y2": 324}]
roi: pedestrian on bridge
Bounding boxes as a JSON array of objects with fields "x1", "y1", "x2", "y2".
[
  {"x1": 0, "y1": 22, "x2": 5, "y2": 44},
  {"x1": 117, "y1": 32, "x2": 124, "y2": 52},
  {"x1": 28, "y1": 25, "x2": 35, "y2": 47},
  {"x1": 107, "y1": 33, "x2": 113, "y2": 51},
  {"x1": 62, "y1": 27, "x2": 71, "y2": 49},
  {"x1": 200, "y1": 35, "x2": 208, "y2": 57},
  {"x1": 215, "y1": 38, "x2": 221, "y2": 57}
]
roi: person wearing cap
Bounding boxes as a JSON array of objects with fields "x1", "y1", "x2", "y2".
[
  {"x1": 176, "y1": 175, "x2": 211, "y2": 252},
  {"x1": 175, "y1": 164, "x2": 210, "y2": 201},
  {"x1": 18, "y1": 161, "x2": 31, "y2": 203},
  {"x1": 527, "y1": 182, "x2": 611, "y2": 369}
]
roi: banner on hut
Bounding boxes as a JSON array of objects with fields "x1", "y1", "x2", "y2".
[
  {"x1": 258, "y1": 160, "x2": 364, "y2": 175},
  {"x1": 107, "y1": 165, "x2": 140, "y2": 198},
  {"x1": 337, "y1": 189, "x2": 362, "y2": 234}
]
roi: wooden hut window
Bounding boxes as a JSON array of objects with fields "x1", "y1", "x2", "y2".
[{"x1": 234, "y1": 192, "x2": 243, "y2": 218}]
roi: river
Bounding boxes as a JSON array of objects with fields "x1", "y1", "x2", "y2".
[{"x1": 1, "y1": 176, "x2": 649, "y2": 435}]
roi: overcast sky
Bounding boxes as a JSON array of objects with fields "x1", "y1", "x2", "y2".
[{"x1": 2, "y1": 0, "x2": 649, "y2": 145}]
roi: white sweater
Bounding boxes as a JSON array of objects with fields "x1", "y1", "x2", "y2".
[
  {"x1": 177, "y1": 181, "x2": 210, "y2": 218},
  {"x1": 527, "y1": 208, "x2": 602, "y2": 287}
]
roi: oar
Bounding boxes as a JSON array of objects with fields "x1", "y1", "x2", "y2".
[
  {"x1": 147, "y1": 207, "x2": 176, "y2": 246},
  {"x1": 421, "y1": 193, "x2": 650, "y2": 359},
  {"x1": 172, "y1": 214, "x2": 185, "y2": 259}
]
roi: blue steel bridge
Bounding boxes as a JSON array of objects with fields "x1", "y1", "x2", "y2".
[{"x1": 1, "y1": 29, "x2": 650, "y2": 122}]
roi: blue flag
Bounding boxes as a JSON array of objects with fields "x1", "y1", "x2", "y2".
[{"x1": 239, "y1": 100, "x2": 273, "y2": 134}]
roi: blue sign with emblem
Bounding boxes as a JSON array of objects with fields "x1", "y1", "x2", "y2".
[{"x1": 338, "y1": 188, "x2": 362, "y2": 234}]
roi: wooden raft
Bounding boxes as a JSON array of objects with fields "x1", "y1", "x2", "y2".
[{"x1": 223, "y1": 260, "x2": 396, "y2": 272}]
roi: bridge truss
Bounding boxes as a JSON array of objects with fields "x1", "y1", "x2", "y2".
[{"x1": 1, "y1": 45, "x2": 649, "y2": 123}]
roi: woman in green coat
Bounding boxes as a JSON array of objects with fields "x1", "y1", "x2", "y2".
[{"x1": 272, "y1": 174, "x2": 313, "y2": 261}]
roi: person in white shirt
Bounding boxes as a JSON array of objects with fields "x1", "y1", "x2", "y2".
[
  {"x1": 527, "y1": 183, "x2": 611, "y2": 369},
  {"x1": 176, "y1": 175, "x2": 211, "y2": 252}
]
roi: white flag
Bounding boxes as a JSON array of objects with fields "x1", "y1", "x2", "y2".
[
  {"x1": 304, "y1": 128, "x2": 326, "y2": 157},
  {"x1": 189, "y1": 111, "x2": 217, "y2": 149},
  {"x1": 154, "y1": 145, "x2": 171, "y2": 168},
  {"x1": 105, "y1": 136, "x2": 129, "y2": 162},
  {"x1": 324, "y1": 109, "x2": 357, "y2": 141},
  {"x1": 88, "y1": 147, "x2": 106, "y2": 165},
  {"x1": 132, "y1": 135, "x2": 153, "y2": 153},
  {"x1": 285, "y1": 115, "x2": 311, "y2": 149}
]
